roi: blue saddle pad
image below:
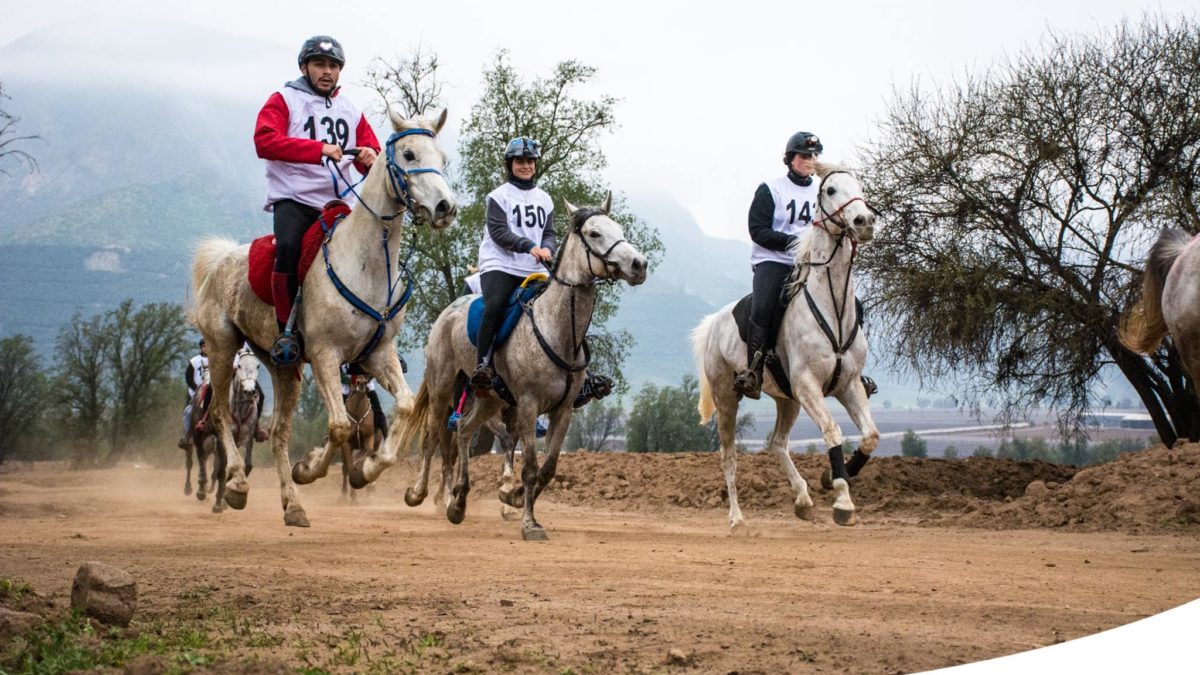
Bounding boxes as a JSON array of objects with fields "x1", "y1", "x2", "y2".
[{"x1": 466, "y1": 282, "x2": 546, "y2": 347}]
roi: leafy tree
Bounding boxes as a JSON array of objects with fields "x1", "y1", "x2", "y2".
[
  {"x1": 290, "y1": 374, "x2": 329, "y2": 459},
  {"x1": 565, "y1": 398, "x2": 623, "y2": 452},
  {"x1": 0, "y1": 335, "x2": 49, "y2": 463},
  {"x1": 0, "y1": 82, "x2": 38, "y2": 177},
  {"x1": 942, "y1": 445, "x2": 959, "y2": 460},
  {"x1": 366, "y1": 50, "x2": 663, "y2": 388},
  {"x1": 972, "y1": 445, "x2": 993, "y2": 458},
  {"x1": 54, "y1": 314, "x2": 111, "y2": 466},
  {"x1": 900, "y1": 430, "x2": 927, "y2": 458},
  {"x1": 626, "y1": 375, "x2": 752, "y2": 452},
  {"x1": 859, "y1": 16, "x2": 1200, "y2": 444},
  {"x1": 52, "y1": 301, "x2": 188, "y2": 466}
]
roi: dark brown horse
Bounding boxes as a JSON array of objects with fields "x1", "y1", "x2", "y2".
[{"x1": 183, "y1": 351, "x2": 265, "y2": 512}]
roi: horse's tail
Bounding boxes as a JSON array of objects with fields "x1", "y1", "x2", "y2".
[
  {"x1": 395, "y1": 378, "x2": 430, "y2": 458},
  {"x1": 189, "y1": 238, "x2": 240, "y2": 323},
  {"x1": 691, "y1": 311, "x2": 721, "y2": 425},
  {"x1": 1120, "y1": 228, "x2": 1192, "y2": 354}
]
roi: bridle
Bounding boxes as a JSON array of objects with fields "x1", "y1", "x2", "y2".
[
  {"x1": 327, "y1": 127, "x2": 445, "y2": 224},
  {"x1": 543, "y1": 208, "x2": 632, "y2": 288}
]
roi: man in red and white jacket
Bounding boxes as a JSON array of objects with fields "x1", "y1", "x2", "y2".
[{"x1": 253, "y1": 34, "x2": 381, "y2": 364}]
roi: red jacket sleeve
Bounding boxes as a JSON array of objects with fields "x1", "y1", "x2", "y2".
[
  {"x1": 353, "y1": 115, "x2": 382, "y2": 175},
  {"x1": 254, "y1": 92, "x2": 324, "y2": 164}
]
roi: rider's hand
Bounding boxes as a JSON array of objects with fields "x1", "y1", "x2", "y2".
[
  {"x1": 355, "y1": 147, "x2": 377, "y2": 169},
  {"x1": 321, "y1": 143, "x2": 344, "y2": 162},
  {"x1": 529, "y1": 246, "x2": 553, "y2": 263}
]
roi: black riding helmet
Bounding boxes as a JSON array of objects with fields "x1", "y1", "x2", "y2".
[
  {"x1": 297, "y1": 35, "x2": 346, "y2": 67},
  {"x1": 783, "y1": 131, "x2": 823, "y2": 165},
  {"x1": 503, "y1": 137, "x2": 541, "y2": 175}
]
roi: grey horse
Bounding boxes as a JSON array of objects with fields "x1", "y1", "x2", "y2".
[{"x1": 398, "y1": 194, "x2": 648, "y2": 540}]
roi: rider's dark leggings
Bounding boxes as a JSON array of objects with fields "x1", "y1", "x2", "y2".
[
  {"x1": 750, "y1": 261, "x2": 792, "y2": 335},
  {"x1": 273, "y1": 199, "x2": 321, "y2": 274},
  {"x1": 476, "y1": 270, "x2": 524, "y2": 364}
]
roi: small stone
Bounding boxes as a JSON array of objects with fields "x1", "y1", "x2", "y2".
[
  {"x1": 667, "y1": 648, "x2": 691, "y2": 665},
  {"x1": 499, "y1": 599, "x2": 514, "y2": 607},
  {"x1": 70, "y1": 561, "x2": 137, "y2": 626},
  {"x1": 0, "y1": 607, "x2": 42, "y2": 644}
]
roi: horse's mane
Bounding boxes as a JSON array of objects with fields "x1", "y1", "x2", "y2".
[{"x1": 813, "y1": 160, "x2": 849, "y2": 177}]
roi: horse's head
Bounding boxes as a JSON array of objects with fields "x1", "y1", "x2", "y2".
[
  {"x1": 562, "y1": 192, "x2": 648, "y2": 286},
  {"x1": 384, "y1": 108, "x2": 457, "y2": 229},
  {"x1": 813, "y1": 163, "x2": 877, "y2": 244},
  {"x1": 348, "y1": 373, "x2": 370, "y2": 396},
  {"x1": 234, "y1": 351, "x2": 261, "y2": 396}
]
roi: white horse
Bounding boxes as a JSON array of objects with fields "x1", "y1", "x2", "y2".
[
  {"x1": 1120, "y1": 228, "x2": 1200, "y2": 409},
  {"x1": 398, "y1": 194, "x2": 648, "y2": 540},
  {"x1": 692, "y1": 163, "x2": 880, "y2": 530},
  {"x1": 190, "y1": 110, "x2": 455, "y2": 527}
]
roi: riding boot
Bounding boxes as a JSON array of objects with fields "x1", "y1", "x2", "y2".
[
  {"x1": 733, "y1": 320, "x2": 769, "y2": 400},
  {"x1": 270, "y1": 272, "x2": 303, "y2": 365},
  {"x1": 470, "y1": 346, "x2": 496, "y2": 391}
]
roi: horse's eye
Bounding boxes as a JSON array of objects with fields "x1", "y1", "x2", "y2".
[
  {"x1": 589, "y1": 231, "x2": 601, "y2": 239},
  {"x1": 826, "y1": 187, "x2": 836, "y2": 196},
  {"x1": 403, "y1": 150, "x2": 416, "y2": 162}
]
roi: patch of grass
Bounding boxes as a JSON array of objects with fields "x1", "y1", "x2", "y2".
[
  {"x1": 176, "y1": 584, "x2": 218, "y2": 602},
  {"x1": 0, "y1": 579, "x2": 33, "y2": 603},
  {"x1": 332, "y1": 628, "x2": 366, "y2": 667}
]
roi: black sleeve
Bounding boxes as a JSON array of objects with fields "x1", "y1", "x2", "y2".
[
  {"x1": 541, "y1": 209, "x2": 558, "y2": 256},
  {"x1": 748, "y1": 183, "x2": 796, "y2": 252},
  {"x1": 186, "y1": 363, "x2": 197, "y2": 390},
  {"x1": 486, "y1": 196, "x2": 536, "y2": 254}
]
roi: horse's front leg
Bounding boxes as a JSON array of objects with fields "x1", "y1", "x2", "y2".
[
  {"x1": 290, "y1": 355, "x2": 350, "y2": 485},
  {"x1": 212, "y1": 435, "x2": 228, "y2": 514},
  {"x1": 443, "y1": 397, "x2": 502, "y2": 524},
  {"x1": 183, "y1": 442, "x2": 194, "y2": 497},
  {"x1": 209, "y1": 355, "x2": 250, "y2": 509},
  {"x1": 194, "y1": 435, "x2": 208, "y2": 502},
  {"x1": 494, "y1": 416, "x2": 523, "y2": 515},
  {"x1": 356, "y1": 349, "x2": 413, "y2": 485},
  {"x1": 793, "y1": 376, "x2": 857, "y2": 526},
  {"x1": 822, "y1": 377, "x2": 880, "y2": 490},
  {"x1": 766, "y1": 397, "x2": 813, "y2": 521},
  {"x1": 265, "y1": 364, "x2": 308, "y2": 527},
  {"x1": 514, "y1": 401, "x2": 548, "y2": 541}
]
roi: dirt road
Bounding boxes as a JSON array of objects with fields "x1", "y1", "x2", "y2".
[{"x1": 1, "y1": 450, "x2": 1198, "y2": 673}]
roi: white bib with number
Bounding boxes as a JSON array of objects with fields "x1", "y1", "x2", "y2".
[
  {"x1": 477, "y1": 182, "x2": 555, "y2": 277},
  {"x1": 263, "y1": 86, "x2": 364, "y2": 211},
  {"x1": 750, "y1": 175, "x2": 819, "y2": 266}
]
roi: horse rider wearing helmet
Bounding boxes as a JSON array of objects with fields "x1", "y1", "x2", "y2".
[
  {"x1": 734, "y1": 131, "x2": 877, "y2": 400},
  {"x1": 178, "y1": 338, "x2": 209, "y2": 450},
  {"x1": 735, "y1": 131, "x2": 821, "y2": 399},
  {"x1": 254, "y1": 35, "x2": 382, "y2": 365},
  {"x1": 469, "y1": 137, "x2": 558, "y2": 392}
]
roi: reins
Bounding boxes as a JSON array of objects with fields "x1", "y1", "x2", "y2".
[{"x1": 318, "y1": 128, "x2": 443, "y2": 363}]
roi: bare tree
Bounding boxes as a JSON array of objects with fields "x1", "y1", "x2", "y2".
[
  {"x1": 0, "y1": 335, "x2": 48, "y2": 463},
  {"x1": 364, "y1": 45, "x2": 445, "y2": 119},
  {"x1": 566, "y1": 398, "x2": 624, "y2": 451},
  {"x1": 859, "y1": 15, "x2": 1200, "y2": 444},
  {"x1": 0, "y1": 82, "x2": 39, "y2": 177}
]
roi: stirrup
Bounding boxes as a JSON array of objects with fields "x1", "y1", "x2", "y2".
[
  {"x1": 861, "y1": 375, "x2": 878, "y2": 398},
  {"x1": 732, "y1": 352, "x2": 764, "y2": 400},
  {"x1": 573, "y1": 373, "x2": 615, "y2": 409},
  {"x1": 535, "y1": 418, "x2": 547, "y2": 438},
  {"x1": 469, "y1": 364, "x2": 494, "y2": 391},
  {"x1": 270, "y1": 330, "x2": 303, "y2": 366}
]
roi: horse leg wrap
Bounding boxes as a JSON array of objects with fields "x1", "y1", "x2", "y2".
[
  {"x1": 828, "y1": 444, "x2": 850, "y2": 483},
  {"x1": 845, "y1": 449, "x2": 870, "y2": 478}
]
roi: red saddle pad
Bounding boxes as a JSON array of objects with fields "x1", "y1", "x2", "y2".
[{"x1": 247, "y1": 201, "x2": 352, "y2": 305}]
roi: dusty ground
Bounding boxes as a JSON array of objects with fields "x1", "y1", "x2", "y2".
[{"x1": 1, "y1": 444, "x2": 1198, "y2": 673}]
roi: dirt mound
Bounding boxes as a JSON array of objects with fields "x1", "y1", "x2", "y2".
[{"x1": 455, "y1": 442, "x2": 1199, "y2": 533}]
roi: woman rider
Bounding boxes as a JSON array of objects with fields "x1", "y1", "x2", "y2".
[{"x1": 469, "y1": 137, "x2": 557, "y2": 391}]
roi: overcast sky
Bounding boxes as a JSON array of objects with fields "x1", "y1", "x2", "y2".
[{"x1": 2, "y1": 0, "x2": 1194, "y2": 240}]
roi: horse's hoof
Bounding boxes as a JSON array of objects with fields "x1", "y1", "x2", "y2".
[
  {"x1": 500, "y1": 505, "x2": 520, "y2": 521},
  {"x1": 522, "y1": 525, "x2": 549, "y2": 542},
  {"x1": 832, "y1": 507, "x2": 858, "y2": 527},
  {"x1": 290, "y1": 462, "x2": 313, "y2": 485},
  {"x1": 195, "y1": 489, "x2": 205, "y2": 502},
  {"x1": 498, "y1": 487, "x2": 524, "y2": 508},
  {"x1": 223, "y1": 488, "x2": 248, "y2": 511},
  {"x1": 348, "y1": 456, "x2": 369, "y2": 490},
  {"x1": 184, "y1": 484, "x2": 192, "y2": 496},
  {"x1": 211, "y1": 502, "x2": 224, "y2": 514},
  {"x1": 284, "y1": 505, "x2": 310, "y2": 528},
  {"x1": 404, "y1": 487, "x2": 426, "y2": 507},
  {"x1": 795, "y1": 503, "x2": 815, "y2": 521},
  {"x1": 446, "y1": 502, "x2": 466, "y2": 525},
  {"x1": 820, "y1": 469, "x2": 834, "y2": 491},
  {"x1": 244, "y1": 465, "x2": 253, "y2": 477}
]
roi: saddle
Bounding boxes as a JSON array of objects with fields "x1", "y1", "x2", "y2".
[
  {"x1": 247, "y1": 201, "x2": 353, "y2": 305},
  {"x1": 465, "y1": 274, "x2": 549, "y2": 348}
]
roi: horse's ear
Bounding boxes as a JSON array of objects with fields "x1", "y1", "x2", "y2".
[
  {"x1": 433, "y1": 108, "x2": 448, "y2": 135},
  {"x1": 601, "y1": 190, "x2": 612, "y2": 215},
  {"x1": 388, "y1": 106, "x2": 406, "y2": 131},
  {"x1": 563, "y1": 199, "x2": 579, "y2": 215}
]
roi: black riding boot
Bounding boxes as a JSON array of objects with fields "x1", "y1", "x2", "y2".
[{"x1": 733, "y1": 320, "x2": 769, "y2": 400}]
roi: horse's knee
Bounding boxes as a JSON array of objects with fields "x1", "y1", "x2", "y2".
[{"x1": 327, "y1": 419, "x2": 352, "y2": 446}]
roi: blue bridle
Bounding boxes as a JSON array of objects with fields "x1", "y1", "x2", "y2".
[{"x1": 318, "y1": 127, "x2": 444, "y2": 362}]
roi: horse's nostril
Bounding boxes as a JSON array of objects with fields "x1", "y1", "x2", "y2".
[
  {"x1": 854, "y1": 215, "x2": 865, "y2": 226},
  {"x1": 632, "y1": 258, "x2": 645, "y2": 272},
  {"x1": 436, "y1": 200, "x2": 451, "y2": 215}
]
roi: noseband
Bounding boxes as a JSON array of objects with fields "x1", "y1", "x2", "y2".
[{"x1": 546, "y1": 208, "x2": 631, "y2": 288}]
